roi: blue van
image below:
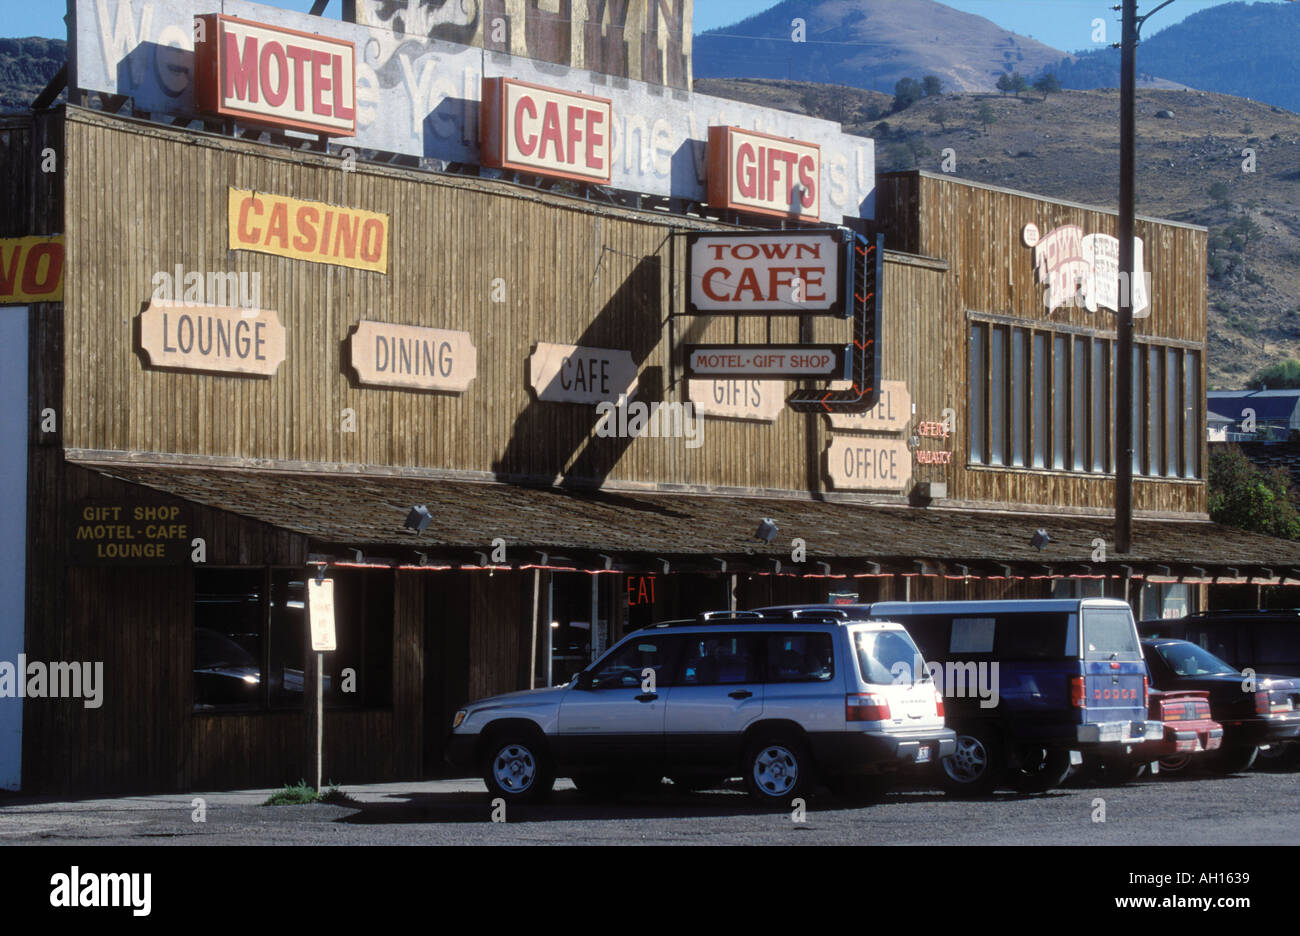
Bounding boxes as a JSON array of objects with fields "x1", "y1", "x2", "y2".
[{"x1": 754, "y1": 599, "x2": 1161, "y2": 794}]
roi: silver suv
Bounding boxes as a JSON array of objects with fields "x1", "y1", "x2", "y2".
[{"x1": 447, "y1": 610, "x2": 956, "y2": 805}]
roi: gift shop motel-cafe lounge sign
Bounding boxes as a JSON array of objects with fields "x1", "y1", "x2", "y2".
[{"x1": 99, "y1": 3, "x2": 888, "y2": 486}]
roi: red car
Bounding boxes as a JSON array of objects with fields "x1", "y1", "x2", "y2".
[
  {"x1": 1083, "y1": 687, "x2": 1223, "y2": 782},
  {"x1": 1141, "y1": 689, "x2": 1224, "y2": 773}
]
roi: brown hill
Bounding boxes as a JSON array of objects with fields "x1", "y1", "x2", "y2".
[
  {"x1": 698, "y1": 78, "x2": 1300, "y2": 389},
  {"x1": 695, "y1": 0, "x2": 1071, "y2": 94}
]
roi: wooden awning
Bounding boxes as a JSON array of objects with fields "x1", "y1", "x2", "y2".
[{"x1": 74, "y1": 460, "x2": 1300, "y2": 581}]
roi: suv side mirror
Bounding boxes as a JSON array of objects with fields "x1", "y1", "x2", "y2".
[{"x1": 572, "y1": 671, "x2": 592, "y2": 690}]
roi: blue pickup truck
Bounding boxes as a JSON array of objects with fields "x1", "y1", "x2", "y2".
[{"x1": 755, "y1": 599, "x2": 1161, "y2": 794}]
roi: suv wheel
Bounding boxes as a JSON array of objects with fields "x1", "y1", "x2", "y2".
[
  {"x1": 1011, "y1": 747, "x2": 1072, "y2": 794},
  {"x1": 743, "y1": 735, "x2": 811, "y2": 806},
  {"x1": 483, "y1": 734, "x2": 555, "y2": 803},
  {"x1": 1157, "y1": 753, "x2": 1192, "y2": 774},
  {"x1": 1255, "y1": 741, "x2": 1300, "y2": 771},
  {"x1": 939, "y1": 727, "x2": 1005, "y2": 796},
  {"x1": 1080, "y1": 753, "x2": 1146, "y2": 786},
  {"x1": 1211, "y1": 744, "x2": 1258, "y2": 775}
]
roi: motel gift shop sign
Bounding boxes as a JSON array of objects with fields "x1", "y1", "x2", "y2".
[
  {"x1": 349, "y1": 321, "x2": 477, "y2": 392},
  {"x1": 194, "y1": 14, "x2": 356, "y2": 136},
  {"x1": 481, "y1": 78, "x2": 612, "y2": 184}
]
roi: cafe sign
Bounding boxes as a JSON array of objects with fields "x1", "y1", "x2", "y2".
[
  {"x1": 687, "y1": 379, "x2": 785, "y2": 423},
  {"x1": 708, "y1": 126, "x2": 821, "y2": 221},
  {"x1": 826, "y1": 437, "x2": 913, "y2": 492},
  {"x1": 686, "y1": 231, "x2": 848, "y2": 315},
  {"x1": 349, "y1": 321, "x2": 477, "y2": 392},
  {"x1": 529, "y1": 342, "x2": 638, "y2": 404},
  {"x1": 481, "y1": 77, "x2": 612, "y2": 184},
  {"x1": 138, "y1": 301, "x2": 286, "y2": 377},
  {"x1": 826, "y1": 381, "x2": 912, "y2": 434},
  {"x1": 194, "y1": 14, "x2": 357, "y2": 136}
]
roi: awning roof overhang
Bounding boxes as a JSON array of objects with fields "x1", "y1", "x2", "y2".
[{"x1": 75, "y1": 461, "x2": 1300, "y2": 582}]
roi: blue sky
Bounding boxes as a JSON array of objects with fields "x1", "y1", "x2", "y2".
[{"x1": 1, "y1": 0, "x2": 1293, "y2": 53}]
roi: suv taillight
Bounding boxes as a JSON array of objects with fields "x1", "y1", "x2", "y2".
[
  {"x1": 1142, "y1": 675, "x2": 1149, "y2": 710},
  {"x1": 933, "y1": 684, "x2": 945, "y2": 718},
  {"x1": 846, "y1": 693, "x2": 891, "y2": 722},
  {"x1": 1070, "y1": 675, "x2": 1086, "y2": 708}
]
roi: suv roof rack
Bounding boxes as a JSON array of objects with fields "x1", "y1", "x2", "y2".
[{"x1": 697, "y1": 610, "x2": 764, "y2": 623}]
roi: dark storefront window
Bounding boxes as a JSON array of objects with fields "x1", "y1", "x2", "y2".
[
  {"x1": 968, "y1": 320, "x2": 1202, "y2": 480},
  {"x1": 194, "y1": 569, "x2": 265, "y2": 710},
  {"x1": 193, "y1": 567, "x2": 392, "y2": 711}
]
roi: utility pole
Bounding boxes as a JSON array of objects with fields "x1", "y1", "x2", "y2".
[
  {"x1": 1116, "y1": 0, "x2": 1137, "y2": 553},
  {"x1": 1116, "y1": 0, "x2": 1140, "y2": 554},
  {"x1": 1116, "y1": 0, "x2": 1176, "y2": 553}
]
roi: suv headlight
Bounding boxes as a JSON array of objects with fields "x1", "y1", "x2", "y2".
[{"x1": 452, "y1": 709, "x2": 468, "y2": 729}]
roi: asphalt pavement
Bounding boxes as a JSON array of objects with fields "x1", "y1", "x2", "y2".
[{"x1": 1, "y1": 768, "x2": 1297, "y2": 845}]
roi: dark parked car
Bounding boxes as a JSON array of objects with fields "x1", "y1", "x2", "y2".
[
  {"x1": 1139, "y1": 609, "x2": 1300, "y2": 677},
  {"x1": 1141, "y1": 638, "x2": 1300, "y2": 773}
]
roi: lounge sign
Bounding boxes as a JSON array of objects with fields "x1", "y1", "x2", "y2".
[
  {"x1": 194, "y1": 14, "x2": 356, "y2": 136},
  {"x1": 349, "y1": 321, "x2": 477, "y2": 392},
  {"x1": 228, "y1": 188, "x2": 389, "y2": 273},
  {"x1": 826, "y1": 437, "x2": 912, "y2": 492},
  {"x1": 481, "y1": 78, "x2": 612, "y2": 184},
  {"x1": 138, "y1": 301, "x2": 286, "y2": 376},
  {"x1": 0, "y1": 235, "x2": 63, "y2": 304},
  {"x1": 708, "y1": 126, "x2": 821, "y2": 221},
  {"x1": 69, "y1": 501, "x2": 191, "y2": 565},
  {"x1": 529, "y1": 342, "x2": 638, "y2": 404},
  {"x1": 686, "y1": 231, "x2": 847, "y2": 315}
]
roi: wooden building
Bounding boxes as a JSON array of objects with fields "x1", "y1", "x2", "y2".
[{"x1": 6, "y1": 4, "x2": 1300, "y2": 795}]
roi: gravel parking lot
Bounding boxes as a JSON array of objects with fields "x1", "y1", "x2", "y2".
[{"x1": 1, "y1": 769, "x2": 1296, "y2": 846}]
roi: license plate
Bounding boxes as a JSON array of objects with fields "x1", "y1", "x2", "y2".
[{"x1": 916, "y1": 745, "x2": 932, "y2": 764}]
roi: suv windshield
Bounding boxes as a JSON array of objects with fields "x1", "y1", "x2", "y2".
[
  {"x1": 855, "y1": 629, "x2": 926, "y2": 685},
  {"x1": 1156, "y1": 642, "x2": 1238, "y2": 677}
]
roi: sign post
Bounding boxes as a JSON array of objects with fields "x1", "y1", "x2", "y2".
[{"x1": 308, "y1": 576, "x2": 337, "y2": 796}]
